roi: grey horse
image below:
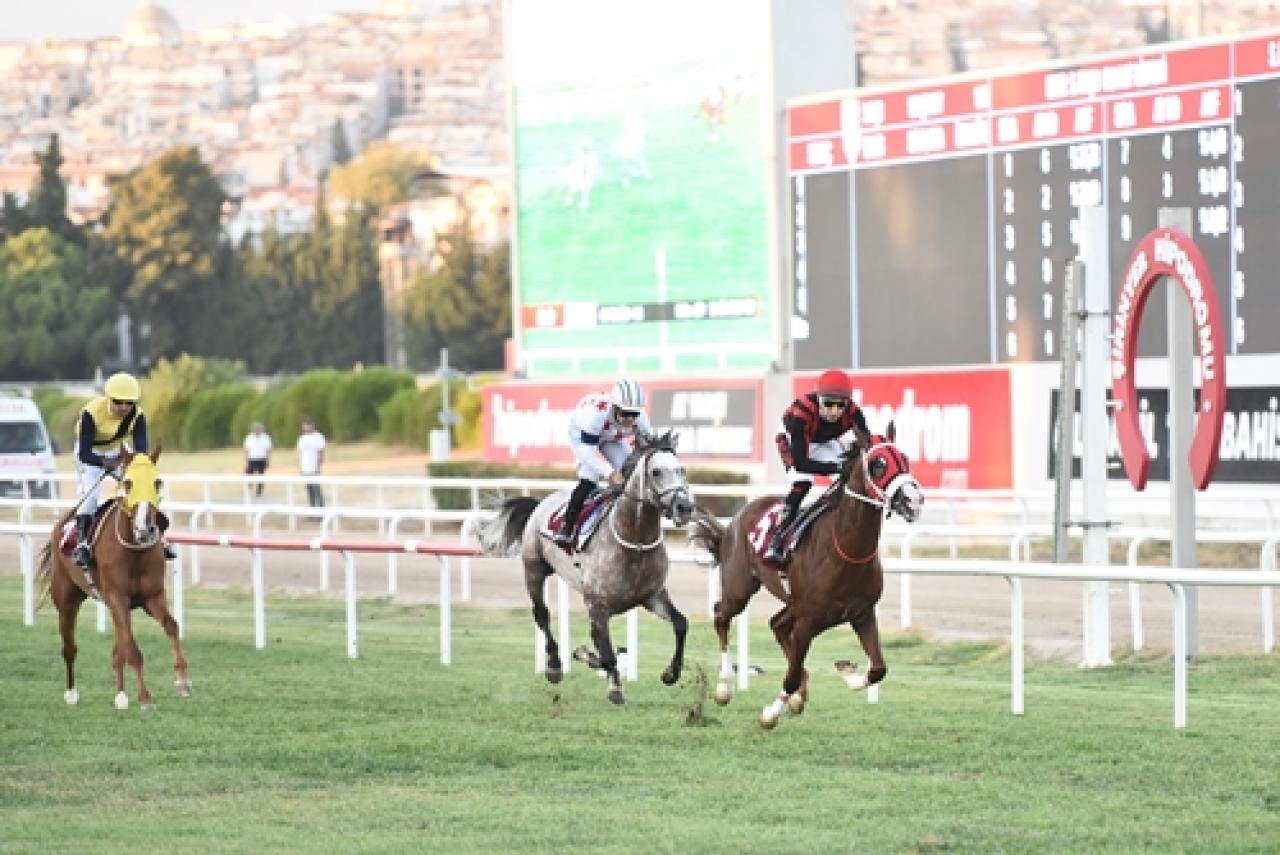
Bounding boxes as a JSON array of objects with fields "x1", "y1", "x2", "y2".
[{"x1": 478, "y1": 430, "x2": 696, "y2": 704}]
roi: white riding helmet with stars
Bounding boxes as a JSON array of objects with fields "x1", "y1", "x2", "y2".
[{"x1": 609, "y1": 378, "x2": 645, "y2": 413}]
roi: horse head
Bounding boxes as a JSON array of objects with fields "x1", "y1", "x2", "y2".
[
  {"x1": 117, "y1": 443, "x2": 165, "y2": 548},
  {"x1": 842, "y1": 421, "x2": 923, "y2": 523},
  {"x1": 623, "y1": 430, "x2": 696, "y2": 527}
]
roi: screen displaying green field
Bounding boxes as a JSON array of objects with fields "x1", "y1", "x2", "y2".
[{"x1": 509, "y1": 0, "x2": 777, "y2": 377}]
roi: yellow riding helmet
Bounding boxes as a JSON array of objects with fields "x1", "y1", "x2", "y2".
[{"x1": 104, "y1": 372, "x2": 141, "y2": 402}]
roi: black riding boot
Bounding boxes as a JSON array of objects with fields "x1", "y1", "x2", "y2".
[
  {"x1": 764, "y1": 483, "x2": 810, "y2": 564},
  {"x1": 72, "y1": 514, "x2": 93, "y2": 569},
  {"x1": 553, "y1": 479, "x2": 595, "y2": 545}
]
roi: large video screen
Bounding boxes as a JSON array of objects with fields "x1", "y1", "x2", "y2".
[{"x1": 508, "y1": 0, "x2": 777, "y2": 378}]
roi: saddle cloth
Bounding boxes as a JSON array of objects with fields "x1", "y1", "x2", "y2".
[
  {"x1": 749, "y1": 493, "x2": 835, "y2": 563},
  {"x1": 544, "y1": 491, "x2": 616, "y2": 551},
  {"x1": 58, "y1": 506, "x2": 113, "y2": 556}
]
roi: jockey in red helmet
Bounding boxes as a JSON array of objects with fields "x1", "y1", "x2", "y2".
[{"x1": 764, "y1": 368, "x2": 869, "y2": 565}]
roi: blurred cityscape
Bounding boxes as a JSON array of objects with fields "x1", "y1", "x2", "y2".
[{"x1": 0, "y1": 0, "x2": 507, "y2": 244}]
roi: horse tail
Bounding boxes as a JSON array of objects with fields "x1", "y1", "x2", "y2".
[
  {"x1": 477, "y1": 496, "x2": 539, "y2": 556},
  {"x1": 35, "y1": 540, "x2": 54, "y2": 611},
  {"x1": 688, "y1": 508, "x2": 725, "y2": 564}
]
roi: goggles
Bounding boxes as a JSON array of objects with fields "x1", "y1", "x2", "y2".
[
  {"x1": 110, "y1": 398, "x2": 134, "y2": 406},
  {"x1": 615, "y1": 408, "x2": 640, "y2": 419},
  {"x1": 818, "y1": 397, "x2": 849, "y2": 410}
]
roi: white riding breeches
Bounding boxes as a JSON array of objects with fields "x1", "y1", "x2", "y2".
[{"x1": 76, "y1": 452, "x2": 120, "y2": 515}]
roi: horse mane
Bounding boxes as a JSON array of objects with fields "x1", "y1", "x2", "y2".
[{"x1": 620, "y1": 429, "x2": 679, "y2": 479}]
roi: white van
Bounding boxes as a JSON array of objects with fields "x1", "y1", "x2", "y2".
[{"x1": 0, "y1": 394, "x2": 58, "y2": 499}]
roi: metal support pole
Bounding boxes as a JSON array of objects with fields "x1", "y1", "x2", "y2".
[
  {"x1": 1159, "y1": 206, "x2": 1199, "y2": 658},
  {"x1": 1079, "y1": 205, "x2": 1113, "y2": 667},
  {"x1": 1053, "y1": 259, "x2": 1083, "y2": 563}
]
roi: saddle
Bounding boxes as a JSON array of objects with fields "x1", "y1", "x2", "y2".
[
  {"x1": 58, "y1": 504, "x2": 114, "y2": 557},
  {"x1": 545, "y1": 489, "x2": 618, "y2": 553},
  {"x1": 752, "y1": 485, "x2": 840, "y2": 564},
  {"x1": 58, "y1": 500, "x2": 171, "y2": 557}
]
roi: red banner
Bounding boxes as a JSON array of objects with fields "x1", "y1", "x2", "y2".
[{"x1": 793, "y1": 367, "x2": 1013, "y2": 490}]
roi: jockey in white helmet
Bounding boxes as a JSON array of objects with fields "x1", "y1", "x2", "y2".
[{"x1": 554, "y1": 377, "x2": 653, "y2": 545}]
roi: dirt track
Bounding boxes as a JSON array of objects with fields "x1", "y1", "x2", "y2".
[{"x1": 5, "y1": 518, "x2": 1270, "y2": 661}]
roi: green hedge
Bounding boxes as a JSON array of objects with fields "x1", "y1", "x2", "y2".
[
  {"x1": 327, "y1": 367, "x2": 416, "y2": 442},
  {"x1": 181, "y1": 384, "x2": 257, "y2": 450},
  {"x1": 34, "y1": 387, "x2": 89, "y2": 453}
]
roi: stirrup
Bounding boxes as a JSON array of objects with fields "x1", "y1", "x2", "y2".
[
  {"x1": 72, "y1": 546, "x2": 91, "y2": 569},
  {"x1": 552, "y1": 528, "x2": 574, "y2": 545},
  {"x1": 163, "y1": 542, "x2": 177, "y2": 560}
]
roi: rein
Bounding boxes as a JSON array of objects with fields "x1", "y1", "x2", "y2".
[
  {"x1": 111, "y1": 499, "x2": 159, "y2": 552},
  {"x1": 611, "y1": 449, "x2": 687, "y2": 552}
]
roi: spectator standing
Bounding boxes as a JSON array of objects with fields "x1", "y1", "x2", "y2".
[
  {"x1": 243, "y1": 421, "x2": 273, "y2": 497},
  {"x1": 296, "y1": 419, "x2": 326, "y2": 508}
]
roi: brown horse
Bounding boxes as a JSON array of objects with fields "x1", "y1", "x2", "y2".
[
  {"x1": 689, "y1": 422, "x2": 923, "y2": 729},
  {"x1": 37, "y1": 444, "x2": 191, "y2": 711}
]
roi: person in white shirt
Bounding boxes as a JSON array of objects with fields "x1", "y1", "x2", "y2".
[
  {"x1": 296, "y1": 419, "x2": 326, "y2": 508},
  {"x1": 243, "y1": 421, "x2": 273, "y2": 497},
  {"x1": 553, "y1": 377, "x2": 653, "y2": 545}
]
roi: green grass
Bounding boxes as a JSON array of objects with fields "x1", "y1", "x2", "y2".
[{"x1": 2, "y1": 576, "x2": 1279, "y2": 853}]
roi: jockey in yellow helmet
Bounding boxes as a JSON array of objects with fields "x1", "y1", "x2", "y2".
[{"x1": 71, "y1": 372, "x2": 174, "y2": 567}]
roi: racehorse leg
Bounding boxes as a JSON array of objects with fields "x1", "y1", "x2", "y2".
[
  {"x1": 643, "y1": 588, "x2": 687, "y2": 686},
  {"x1": 145, "y1": 594, "x2": 192, "y2": 697},
  {"x1": 107, "y1": 596, "x2": 153, "y2": 712},
  {"x1": 525, "y1": 558, "x2": 562, "y2": 683},
  {"x1": 56, "y1": 583, "x2": 86, "y2": 705},
  {"x1": 711, "y1": 581, "x2": 757, "y2": 706},
  {"x1": 760, "y1": 612, "x2": 815, "y2": 729},
  {"x1": 836, "y1": 608, "x2": 888, "y2": 690},
  {"x1": 587, "y1": 603, "x2": 624, "y2": 705}
]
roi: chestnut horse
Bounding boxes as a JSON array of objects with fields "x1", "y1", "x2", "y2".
[
  {"x1": 478, "y1": 430, "x2": 695, "y2": 705},
  {"x1": 37, "y1": 445, "x2": 191, "y2": 711},
  {"x1": 689, "y1": 423, "x2": 923, "y2": 729}
]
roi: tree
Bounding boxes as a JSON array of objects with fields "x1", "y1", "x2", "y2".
[
  {"x1": 402, "y1": 213, "x2": 511, "y2": 371},
  {"x1": 327, "y1": 142, "x2": 441, "y2": 211},
  {"x1": 102, "y1": 145, "x2": 226, "y2": 360},
  {"x1": 27, "y1": 134, "x2": 73, "y2": 240},
  {"x1": 0, "y1": 228, "x2": 115, "y2": 379},
  {"x1": 330, "y1": 119, "x2": 353, "y2": 167},
  {"x1": 0, "y1": 192, "x2": 30, "y2": 240}
]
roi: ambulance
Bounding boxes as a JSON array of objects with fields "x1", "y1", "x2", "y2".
[{"x1": 0, "y1": 394, "x2": 58, "y2": 499}]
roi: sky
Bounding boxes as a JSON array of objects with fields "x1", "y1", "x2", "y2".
[{"x1": 0, "y1": 1, "x2": 416, "y2": 43}]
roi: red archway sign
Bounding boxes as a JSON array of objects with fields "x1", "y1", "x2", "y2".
[{"x1": 1110, "y1": 227, "x2": 1226, "y2": 490}]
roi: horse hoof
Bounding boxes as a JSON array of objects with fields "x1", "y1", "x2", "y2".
[
  {"x1": 114, "y1": 692, "x2": 129, "y2": 710},
  {"x1": 660, "y1": 667, "x2": 679, "y2": 686},
  {"x1": 64, "y1": 688, "x2": 79, "y2": 706},
  {"x1": 758, "y1": 712, "x2": 779, "y2": 730},
  {"x1": 607, "y1": 689, "x2": 625, "y2": 706},
  {"x1": 545, "y1": 667, "x2": 563, "y2": 685},
  {"x1": 141, "y1": 702, "x2": 156, "y2": 713},
  {"x1": 175, "y1": 679, "x2": 194, "y2": 698},
  {"x1": 713, "y1": 682, "x2": 733, "y2": 706},
  {"x1": 787, "y1": 693, "x2": 806, "y2": 715},
  {"x1": 835, "y1": 660, "x2": 868, "y2": 690}
]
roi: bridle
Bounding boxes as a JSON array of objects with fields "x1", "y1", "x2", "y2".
[
  {"x1": 832, "y1": 436, "x2": 917, "y2": 565},
  {"x1": 612, "y1": 447, "x2": 690, "y2": 551},
  {"x1": 842, "y1": 438, "x2": 916, "y2": 519}
]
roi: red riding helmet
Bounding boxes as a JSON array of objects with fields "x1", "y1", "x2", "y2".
[{"x1": 815, "y1": 368, "x2": 851, "y2": 399}]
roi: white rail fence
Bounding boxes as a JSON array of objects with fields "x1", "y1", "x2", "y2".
[
  {"x1": 5, "y1": 517, "x2": 1278, "y2": 729},
  {"x1": 8, "y1": 472, "x2": 1280, "y2": 531}
]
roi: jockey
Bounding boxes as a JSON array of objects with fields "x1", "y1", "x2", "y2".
[
  {"x1": 764, "y1": 368, "x2": 869, "y2": 564},
  {"x1": 72, "y1": 372, "x2": 175, "y2": 568},
  {"x1": 554, "y1": 377, "x2": 653, "y2": 545}
]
